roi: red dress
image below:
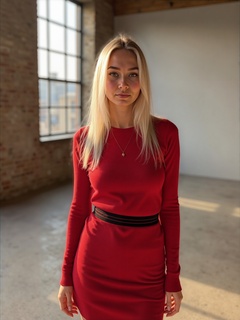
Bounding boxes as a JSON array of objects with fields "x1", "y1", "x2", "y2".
[{"x1": 60, "y1": 118, "x2": 181, "y2": 320}]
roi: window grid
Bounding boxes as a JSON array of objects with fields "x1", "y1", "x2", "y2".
[{"x1": 37, "y1": 0, "x2": 82, "y2": 141}]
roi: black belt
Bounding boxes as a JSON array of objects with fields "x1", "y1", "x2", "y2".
[{"x1": 94, "y1": 207, "x2": 159, "y2": 227}]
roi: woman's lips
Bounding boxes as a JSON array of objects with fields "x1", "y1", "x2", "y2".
[{"x1": 115, "y1": 93, "x2": 130, "y2": 98}]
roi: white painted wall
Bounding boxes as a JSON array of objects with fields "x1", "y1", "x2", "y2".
[{"x1": 115, "y1": 2, "x2": 240, "y2": 181}]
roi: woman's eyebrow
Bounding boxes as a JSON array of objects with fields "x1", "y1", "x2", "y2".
[{"x1": 107, "y1": 66, "x2": 139, "y2": 70}]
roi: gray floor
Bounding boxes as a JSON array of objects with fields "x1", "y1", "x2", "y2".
[{"x1": 0, "y1": 175, "x2": 239, "y2": 320}]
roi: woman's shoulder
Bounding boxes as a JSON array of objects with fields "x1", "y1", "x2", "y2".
[
  {"x1": 73, "y1": 125, "x2": 89, "y2": 141},
  {"x1": 152, "y1": 116, "x2": 178, "y2": 134},
  {"x1": 152, "y1": 116, "x2": 179, "y2": 150}
]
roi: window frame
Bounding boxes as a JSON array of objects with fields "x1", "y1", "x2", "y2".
[{"x1": 37, "y1": 0, "x2": 82, "y2": 142}]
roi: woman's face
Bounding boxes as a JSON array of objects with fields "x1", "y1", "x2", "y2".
[{"x1": 105, "y1": 49, "x2": 141, "y2": 109}]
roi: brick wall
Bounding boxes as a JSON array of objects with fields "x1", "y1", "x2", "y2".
[
  {"x1": 95, "y1": 0, "x2": 114, "y2": 54},
  {"x1": 0, "y1": 0, "x2": 114, "y2": 202}
]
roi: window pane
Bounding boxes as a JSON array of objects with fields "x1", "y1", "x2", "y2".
[
  {"x1": 40, "y1": 108, "x2": 49, "y2": 136},
  {"x1": 67, "y1": 107, "x2": 81, "y2": 132},
  {"x1": 78, "y1": 32, "x2": 81, "y2": 56},
  {"x1": 37, "y1": 0, "x2": 47, "y2": 18},
  {"x1": 49, "y1": 23, "x2": 65, "y2": 52},
  {"x1": 38, "y1": 49, "x2": 48, "y2": 78},
  {"x1": 38, "y1": 19, "x2": 47, "y2": 48},
  {"x1": 50, "y1": 81, "x2": 65, "y2": 107},
  {"x1": 49, "y1": 0, "x2": 64, "y2": 24},
  {"x1": 67, "y1": 1, "x2": 81, "y2": 30},
  {"x1": 67, "y1": 83, "x2": 81, "y2": 107},
  {"x1": 50, "y1": 108, "x2": 66, "y2": 134},
  {"x1": 39, "y1": 80, "x2": 49, "y2": 107},
  {"x1": 67, "y1": 57, "x2": 81, "y2": 81},
  {"x1": 67, "y1": 29, "x2": 78, "y2": 55},
  {"x1": 67, "y1": 30, "x2": 81, "y2": 56},
  {"x1": 49, "y1": 52, "x2": 65, "y2": 79}
]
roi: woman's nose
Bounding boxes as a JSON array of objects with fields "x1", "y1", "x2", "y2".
[{"x1": 118, "y1": 78, "x2": 129, "y2": 90}]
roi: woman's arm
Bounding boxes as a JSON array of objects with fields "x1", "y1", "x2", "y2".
[
  {"x1": 60, "y1": 130, "x2": 92, "y2": 286},
  {"x1": 160, "y1": 123, "x2": 182, "y2": 292},
  {"x1": 160, "y1": 123, "x2": 183, "y2": 316}
]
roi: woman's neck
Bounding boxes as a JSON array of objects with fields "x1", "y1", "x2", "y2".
[
  {"x1": 111, "y1": 120, "x2": 134, "y2": 128},
  {"x1": 109, "y1": 106, "x2": 134, "y2": 128}
]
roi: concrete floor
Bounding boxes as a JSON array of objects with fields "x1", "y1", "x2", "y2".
[{"x1": 0, "y1": 175, "x2": 239, "y2": 320}]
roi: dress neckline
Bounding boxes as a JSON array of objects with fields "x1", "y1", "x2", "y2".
[{"x1": 111, "y1": 126, "x2": 135, "y2": 131}]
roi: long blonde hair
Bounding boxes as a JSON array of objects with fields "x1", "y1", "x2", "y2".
[{"x1": 81, "y1": 34, "x2": 162, "y2": 169}]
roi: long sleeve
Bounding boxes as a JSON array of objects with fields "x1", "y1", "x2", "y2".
[
  {"x1": 60, "y1": 130, "x2": 92, "y2": 286},
  {"x1": 159, "y1": 122, "x2": 181, "y2": 292}
]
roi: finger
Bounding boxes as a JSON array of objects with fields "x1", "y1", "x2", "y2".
[
  {"x1": 70, "y1": 305, "x2": 79, "y2": 314},
  {"x1": 66, "y1": 292, "x2": 73, "y2": 312},
  {"x1": 164, "y1": 299, "x2": 175, "y2": 313},
  {"x1": 173, "y1": 294, "x2": 182, "y2": 313},
  {"x1": 59, "y1": 296, "x2": 77, "y2": 317},
  {"x1": 165, "y1": 293, "x2": 182, "y2": 317},
  {"x1": 165, "y1": 293, "x2": 173, "y2": 312},
  {"x1": 58, "y1": 296, "x2": 67, "y2": 312},
  {"x1": 165, "y1": 304, "x2": 178, "y2": 317},
  {"x1": 61, "y1": 304, "x2": 79, "y2": 317},
  {"x1": 61, "y1": 306, "x2": 75, "y2": 317}
]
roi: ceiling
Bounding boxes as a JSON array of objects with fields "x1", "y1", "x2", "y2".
[{"x1": 113, "y1": 0, "x2": 239, "y2": 16}]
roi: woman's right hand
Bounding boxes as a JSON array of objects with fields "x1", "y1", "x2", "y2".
[{"x1": 58, "y1": 285, "x2": 79, "y2": 317}]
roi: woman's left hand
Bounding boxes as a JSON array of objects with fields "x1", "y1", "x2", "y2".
[
  {"x1": 164, "y1": 291, "x2": 183, "y2": 317},
  {"x1": 58, "y1": 285, "x2": 78, "y2": 317}
]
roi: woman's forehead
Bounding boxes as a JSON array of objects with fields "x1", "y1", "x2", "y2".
[{"x1": 108, "y1": 49, "x2": 138, "y2": 68}]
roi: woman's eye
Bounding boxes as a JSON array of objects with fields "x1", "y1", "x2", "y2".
[
  {"x1": 109, "y1": 72, "x2": 119, "y2": 77},
  {"x1": 129, "y1": 73, "x2": 138, "y2": 78}
]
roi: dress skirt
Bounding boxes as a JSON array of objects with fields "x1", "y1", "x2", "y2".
[{"x1": 73, "y1": 212, "x2": 165, "y2": 320}]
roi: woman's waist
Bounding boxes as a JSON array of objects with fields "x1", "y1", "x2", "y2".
[{"x1": 93, "y1": 206, "x2": 160, "y2": 227}]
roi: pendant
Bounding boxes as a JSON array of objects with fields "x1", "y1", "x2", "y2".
[{"x1": 122, "y1": 152, "x2": 125, "y2": 157}]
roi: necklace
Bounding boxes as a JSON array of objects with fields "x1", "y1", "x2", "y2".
[{"x1": 111, "y1": 129, "x2": 134, "y2": 157}]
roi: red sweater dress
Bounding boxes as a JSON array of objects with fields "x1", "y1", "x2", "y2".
[{"x1": 60, "y1": 118, "x2": 181, "y2": 320}]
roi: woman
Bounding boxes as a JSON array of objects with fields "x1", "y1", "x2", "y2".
[{"x1": 58, "y1": 34, "x2": 183, "y2": 320}]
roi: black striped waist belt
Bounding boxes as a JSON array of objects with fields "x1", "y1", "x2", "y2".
[{"x1": 94, "y1": 207, "x2": 159, "y2": 227}]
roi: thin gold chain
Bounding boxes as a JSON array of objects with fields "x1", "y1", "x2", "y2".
[{"x1": 111, "y1": 130, "x2": 135, "y2": 157}]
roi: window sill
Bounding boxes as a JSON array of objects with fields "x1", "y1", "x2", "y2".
[{"x1": 40, "y1": 133, "x2": 74, "y2": 142}]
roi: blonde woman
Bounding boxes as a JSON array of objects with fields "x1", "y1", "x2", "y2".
[{"x1": 58, "y1": 34, "x2": 183, "y2": 320}]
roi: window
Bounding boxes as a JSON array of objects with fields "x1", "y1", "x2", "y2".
[{"x1": 37, "y1": 0, "x2": 82, "y2": 141}]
